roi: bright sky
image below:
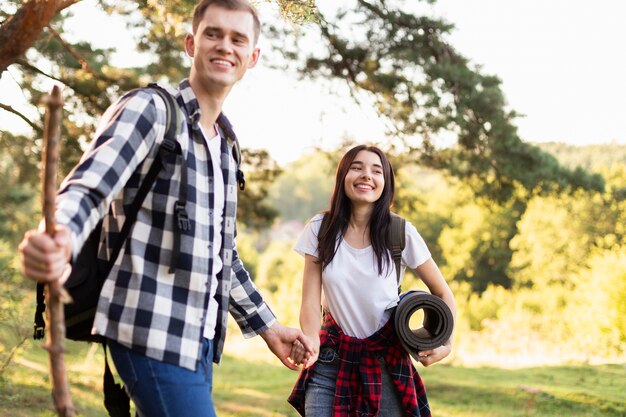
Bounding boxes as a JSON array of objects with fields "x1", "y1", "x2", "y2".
[{"x1": 2, "y1": 0, "x2": 625, "y2": 165}]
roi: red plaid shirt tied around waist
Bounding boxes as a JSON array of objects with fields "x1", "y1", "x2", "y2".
[{"x1": 288, "y1": 313, "x2": 431, "y2": 417}]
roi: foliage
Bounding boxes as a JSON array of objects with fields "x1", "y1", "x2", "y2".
[
  {"x1": 510, "y1": 195, "x2": 593, "y2": 288},
  {"x1": 568, "y1": 247, "x2": 626, "y2": 353},
  {"x1": 238, "y1": 148, "x2": 282, "y2": 230},
  {"x1": 268, "y1": 149, "x2": 335, "y2": 222},
  {"x1": 392, "y1": 163, "x2": 454, "y2": 264},
  {"x1": 253, "y1": 239, "x2": 304, "y2": 326},
  {"x1": 0, "y1": 147, "x2": 39, "y2": 246},
  {"x1": 0, "y1": 242, "x2": 31, "y2": 377},
  {"x1": 537, "y1": 142, "x2": 626, "y2": 171}
]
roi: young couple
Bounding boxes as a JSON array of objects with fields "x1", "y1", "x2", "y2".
[{"x1": 19, "y1": 0, "x2": 455, "y2": 416}]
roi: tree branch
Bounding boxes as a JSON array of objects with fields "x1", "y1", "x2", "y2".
[
  {"x1": 0, "y1": 0, "x2": 82, "y2": 74},
  {"x1": 47, "y1": 25, "x2": 98, "y2": 76},
  {"x1": 16, "y1": 58, "x2": 65, "y2": 84},
  {"x1": 0, "y1": 102, "x2": 42, "y2": 134}
]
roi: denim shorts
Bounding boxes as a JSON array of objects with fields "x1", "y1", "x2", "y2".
[
  {"x1": 108, "y1": 338, "x2": 217, "y2": 417},
  {"x1": 304, "y1": 347, "x2": 404, "y2": 417}
]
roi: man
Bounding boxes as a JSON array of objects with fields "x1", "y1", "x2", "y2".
[{"x1": 19, "y1": 1, "x2": 312, "y2": 415}]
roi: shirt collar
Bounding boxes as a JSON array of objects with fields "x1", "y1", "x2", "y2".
[{"x1": 177, "y1": 79, "x2": 202, "y2": 128}]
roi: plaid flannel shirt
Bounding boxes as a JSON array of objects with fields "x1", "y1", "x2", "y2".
[
  {"x1": 288, "y1": 313, "x2": 431, "y2": 417},
  {"x1": 56, "y1": 79, "x2": 276, "y2": 370}
]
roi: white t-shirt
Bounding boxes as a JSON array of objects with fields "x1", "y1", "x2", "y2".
[
  {"x1": 294, "y1": 213, "x2": 431, "y2": 338},
  {"x1": 201, "y1": 126, "x2": 224, "y2": 339}
]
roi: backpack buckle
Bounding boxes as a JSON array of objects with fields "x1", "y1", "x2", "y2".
[
  {"x1": 174, "y1": 201, "x2": 190, "y2": 231},
  {"x1": 33, "y1": 325, "x2": 45, "y2": 340},
  {"x1": 236, "y1": 169, "x2": 246, "y2": 191},
  {"x1": 160, "y1": 138, "x2": 177, "y2": 153}
]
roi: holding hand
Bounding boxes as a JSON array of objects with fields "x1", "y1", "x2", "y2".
[
  {"x1": 290, "y1": 337, "x2": 319, "y2": 369},
  {"x1": 417, "y1": 340, "x2": 452, "y2": 367},
  {"x1": 19, "y1": 225, "x2": 72, "y2": 283},
  {"x1": 260, "y1": 323, "x2": 316, "y2": 371}
]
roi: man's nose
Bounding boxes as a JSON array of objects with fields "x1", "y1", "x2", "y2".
[{"x1": 215, "y1": 38, "x2": 234, "y2": 53}]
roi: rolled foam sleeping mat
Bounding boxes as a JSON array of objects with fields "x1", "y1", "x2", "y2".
[{"x1": 394, "y1": 290, "x2": 454, "y2": 359}]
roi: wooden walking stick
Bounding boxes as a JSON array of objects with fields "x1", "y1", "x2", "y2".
[{"x1": 41, "y1": 85, "x2": 76, "y2": 417}]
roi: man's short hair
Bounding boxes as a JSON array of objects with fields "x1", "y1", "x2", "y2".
[{"x1": 192, "y1": 0, "x2": 261, "y2": 44}]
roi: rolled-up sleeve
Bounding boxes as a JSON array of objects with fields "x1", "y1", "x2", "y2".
[{"x1": 228, "y1": 246, "x2": 277, "y2": 338}]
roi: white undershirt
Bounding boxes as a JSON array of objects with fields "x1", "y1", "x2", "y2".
[
  {"x1": 201, "y1": 125, "x2": 224, "y2": 339},
  {"x1": 294, "y1": 213, "x2": 431, "y2": 338}
]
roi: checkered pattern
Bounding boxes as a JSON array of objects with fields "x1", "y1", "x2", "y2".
[
  {"x1": 56, "y1": 79, "x2": 276, "y2": 370},
  {"x1": 288, "y1": 313, "x2": 431, "y2": 417}
]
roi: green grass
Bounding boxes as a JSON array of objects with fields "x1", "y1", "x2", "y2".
[
  {"x1": 0, "y1": 339, "x2": 112, "y2": 417},
  {"x1": 1, "y1": 338, "x2": 624, "y2": 417},
  {"x1": 419, "y1": 364, "x2": 626, "y2": 417},
  {"x1": 213, "y1": 356, "x2": 626, "y2": 417}
]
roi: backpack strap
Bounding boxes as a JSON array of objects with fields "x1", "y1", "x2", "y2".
[
  {"x1": 389, "y1": 213, "x2": 406, "y2": 293},
  {"x1": 33, "y1": 283, "x2": 46, "y2": 339},
  {"x1": 102, "y1": 340, "x2": 131, "y2": 417},
  {"x1": 216, "y1": 112, "x2": 245, "y2": 191},
  {"x1": 147, "y1": 84, "x2": 188, "y2": 273}
]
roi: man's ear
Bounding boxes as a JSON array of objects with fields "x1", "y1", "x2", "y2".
[
  {"x1": 247, "y1": 47, "x2": 261, "y2": 69},
  {"x1": 184, "y1": 33, "x2": 195, "y2": 57}
]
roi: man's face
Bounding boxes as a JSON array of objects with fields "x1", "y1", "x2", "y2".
[{"x1": 185, "y1": 4, "x2": 260, "y2": 92}]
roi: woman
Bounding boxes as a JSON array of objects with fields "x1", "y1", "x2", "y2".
[{"x1": 288, "y1": 145, "x2": 456, "y2": 417}]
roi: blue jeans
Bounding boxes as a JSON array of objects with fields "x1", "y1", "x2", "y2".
[
  {"x1": 304, "y1": 347, "x2": 404, "y2": 417},
  {"x1": 108, "y1": 338, "x2": 217, "y2": 417}
]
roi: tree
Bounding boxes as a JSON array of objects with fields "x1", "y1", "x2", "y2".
[{"x1": 281, "y1": 0, "x2": 604, "y2": 201}]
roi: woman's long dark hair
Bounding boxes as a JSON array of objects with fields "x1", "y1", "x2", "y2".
[{"x1": 317, "y1": 145, "x2": 396, "y2": 275}]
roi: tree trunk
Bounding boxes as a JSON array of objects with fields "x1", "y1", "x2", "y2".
[{"x1": 0, "y1": 0, "x2": 80, "y2": 74}]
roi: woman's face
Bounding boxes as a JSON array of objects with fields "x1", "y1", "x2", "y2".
[{"x1": 343, "y1": 150, "x2": 385, "y2": 207}]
